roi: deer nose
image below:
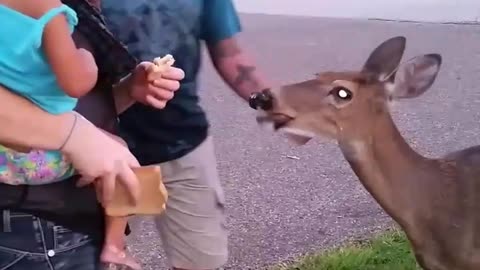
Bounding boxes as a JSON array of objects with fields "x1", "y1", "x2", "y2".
[{"x1": 249, "y1": 89, "x2": 273, "y2": 110}]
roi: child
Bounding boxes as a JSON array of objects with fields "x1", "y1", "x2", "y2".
[{"x1": 0, "y1": 0, "x2": 172, "y2": 269}]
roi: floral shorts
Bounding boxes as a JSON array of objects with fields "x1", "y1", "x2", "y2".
[{"x1": 0, "y1": 145, "x2": 75, "y2": 185}]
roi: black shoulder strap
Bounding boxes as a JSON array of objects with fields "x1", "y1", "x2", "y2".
[{"x1": 62, "y1": 0, "x2": 138, "y2": 86}]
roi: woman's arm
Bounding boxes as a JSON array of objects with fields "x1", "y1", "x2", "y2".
[
  {"x1": 0, "y1": 85, "x2": 74, "y2": 150},
  {"x1": 0, "y1": 85, "x2": 141, "y2": 203}
]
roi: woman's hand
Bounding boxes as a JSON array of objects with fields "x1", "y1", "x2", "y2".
[
  {"x1": 60, "y1": 113, "x2": 141, "y2": 205},
  {"x1": 129, "y1": 62, "x2": 185, "y2": 109}
]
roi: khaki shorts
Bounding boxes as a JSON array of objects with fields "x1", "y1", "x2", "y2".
[{"x1": 155, "y1": 136, "x2": 228, "y2": 269}]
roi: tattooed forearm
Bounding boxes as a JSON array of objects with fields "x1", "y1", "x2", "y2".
[
  {"x1": 214, "y1": 42, "x2": 241, "y2": 58},
  {"x1": 209, "y1": 37, "x2": 269, "y2": 100},
  {"x1": 233, "y1": 64, "x2": 259, "y2": 89}
]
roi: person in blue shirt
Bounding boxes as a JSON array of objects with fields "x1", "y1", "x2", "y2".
[{"x1": 101, "y1": 1, "x2": 269, "y2": 269}]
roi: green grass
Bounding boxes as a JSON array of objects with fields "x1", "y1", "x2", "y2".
[{"x1": 274, "y1": 229, "x2": 421, "y2": 270}]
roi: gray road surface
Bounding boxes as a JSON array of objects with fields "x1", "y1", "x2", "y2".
[
  {"x1": 127, "y1": 14, "x2": 480, "y2": 269},
  {"x1": 234, "y1": 0, "x2": 480, "y2": 23}
]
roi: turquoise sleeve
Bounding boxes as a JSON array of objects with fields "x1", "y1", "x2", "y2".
[
  {"x1": 201, "y1": 0, "x2": 242, "y2": 44},
  {"x1": 35, "y1": 5, "x2": 78, "y2": 47}
]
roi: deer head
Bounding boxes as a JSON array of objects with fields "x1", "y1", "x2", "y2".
[{"x1": 250, "y1": 36, "x2": 442, "y2": 145}]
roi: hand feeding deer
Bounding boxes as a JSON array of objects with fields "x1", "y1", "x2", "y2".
[{"x1": 249, "y1": 36, "x2": 480, "y2": 270}]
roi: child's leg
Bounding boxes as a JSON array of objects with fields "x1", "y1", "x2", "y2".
[
  {"x1": 104, "y1": 215, "x2": 128, "y2": 249},
  {"x1": 97, "y1": 132, "x2": 141, "y2": 268},
  {"x1": 101, "y1": 215, "x2": 142, "y2": 270}
]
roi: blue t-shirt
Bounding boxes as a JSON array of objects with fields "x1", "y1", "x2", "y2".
[
  {"x1": 102, "y1": 0, "x2": 242, "y2": 164},
  {"x1": 0, "y1": 4, "x2": 79, "y2": 114}
]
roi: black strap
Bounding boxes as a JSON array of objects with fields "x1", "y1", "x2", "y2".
[{"x1": 62, "y1": 0, "x2": 138, "y2": 86}]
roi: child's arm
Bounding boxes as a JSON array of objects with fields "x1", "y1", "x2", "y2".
[{"x1": 37, "y1": 0, "x2": 98, "y2": 98}]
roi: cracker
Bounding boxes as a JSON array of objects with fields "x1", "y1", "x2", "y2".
[
  {"x1": 105, "y1": 165, "x2": 168, "y2": 217},
  {"x1": 151, "y1": 54, "x2": 175, "y2": 72}
]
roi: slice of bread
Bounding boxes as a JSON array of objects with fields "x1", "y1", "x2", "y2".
[{"x1": 105, "y1": 165, "x2": 168, "y2": 217}]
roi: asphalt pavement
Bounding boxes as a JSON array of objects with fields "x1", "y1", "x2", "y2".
[{"x1": 127, "y1": 14, "x2": 480, "y2": 270}]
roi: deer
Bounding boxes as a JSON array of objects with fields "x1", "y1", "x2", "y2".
[{"x1": 248, "y1": 36, "x2": 480, "y2": 270}]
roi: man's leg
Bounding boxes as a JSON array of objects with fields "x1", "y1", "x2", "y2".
[{"x1": 155, "y1": 136, "x2": 228, "y2": 270}]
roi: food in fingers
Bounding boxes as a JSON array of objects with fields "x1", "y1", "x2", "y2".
[
  {"x1": 153, "y1": 54, "x2": 175, "y2": 68},
  {"x1": 150, "y1": 54, "x2": 175, "y2": 73}
]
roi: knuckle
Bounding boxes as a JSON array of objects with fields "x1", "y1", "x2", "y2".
[{"x1": 101, "y1": 165, "x2": 114, "y2": 175}]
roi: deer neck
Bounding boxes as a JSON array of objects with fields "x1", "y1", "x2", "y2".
[{"x1": 338, "y1": 112, "x2": 430, "y2": 222}]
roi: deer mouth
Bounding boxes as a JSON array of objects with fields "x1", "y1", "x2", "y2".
[
  {"x1": 256, "y1": 112, "x2": 315, "y2": 145},
  {"x1": 256, "y1": 112, "x2": 294, "y2": 130}
]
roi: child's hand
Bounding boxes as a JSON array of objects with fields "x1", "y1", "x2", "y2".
[{"x1": 129, "y1": 57, "x2": 184, "y2": 109}]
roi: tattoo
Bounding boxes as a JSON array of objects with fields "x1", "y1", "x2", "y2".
[
  {"x1": 233, "y1": 64, "x2": 258, "y2": 89},
  {"x1": 210, "y1": 39, "x2": 266, "y2": 95}
]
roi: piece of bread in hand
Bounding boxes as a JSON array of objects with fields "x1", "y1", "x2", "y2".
[
  {"x1": 105, "y1": 165, "x2": 168, "y2": 217},
  {"x1": 154, "y1": 54, "x2": 175, "y2": 67},
  {"x1": 150, "y1": 54, "x2": 175, "y2": 73}
]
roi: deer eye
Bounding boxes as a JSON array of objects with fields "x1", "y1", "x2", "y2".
[{"x1": 330, "y1": 86, "x2": 353, "y2": 101}]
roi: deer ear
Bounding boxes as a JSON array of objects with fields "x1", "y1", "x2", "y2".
[
  {"x1": 362, "y1": 36, "x2": 406, "y2": 81},
  {"x1": 390, "y1": 54, "x2": 442, "y2": 99}
]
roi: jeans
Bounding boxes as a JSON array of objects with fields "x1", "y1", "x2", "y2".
[{"x1": 0, "y1": 210, "x2": 102, "y2": 270}]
